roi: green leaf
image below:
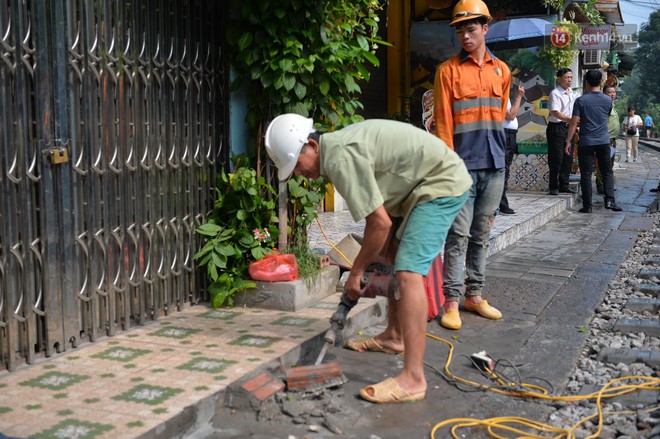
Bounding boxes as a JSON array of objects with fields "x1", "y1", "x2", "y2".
[
  {"x1": 282, "y1": 74, "x2": 296, "y2": 91},
  {"x1": 319, "y1": 80, "x2": 330, "y2": 96},
  {"x1": 209, "y1": 264, "x2": 218, "y2": 282},
  {"x1": 214, "y1": 243, "x2": 236, "y2": 257},
  {"x1": 239, "y1": 234, "x2": 254, "y2": 247},
  {"x1": 355, "y1": 62, "x2": 369, "y2": 79},
  {"x1": 251, "y1": 246, "x2": 268, "y2": 260},
  {"x1": 274, "y1": 74, "x2": 284, "y2": 90},
  {"x1": 274, "y1": 7, "x2": 286, "y2": 19},
  {"x1": 211, "y1": 253, "x2": 227, "y2": 269},
  {"x1": 345, "y1": 75, "x2": 357, "y2": 93},
  {"x1": 278, "y1": 59, "x2": 293, "y2": 72},
  {"x1": 357, "y1": 35, "x2": 369, "y2": 51},
  {"x1": 293, "y1": 82, "x2": 307, "y2": 100},
  {"x1": 237, "y1": 209, "x2": 247, "y2": 220},
  {"x1": 287, "y1": 101, "x2": 308, "y2": 117},
  {"x1": 196, "y1": 223, "x2": 223, "y2": 236},
  {"x1": 363, "y1": 51, "x2": 379, "y2": 66},
  {"x1": 237, "y1": 33, "x2": 253, "y2": 51}
]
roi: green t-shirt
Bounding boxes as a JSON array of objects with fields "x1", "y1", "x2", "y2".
[
  {"x1": 608, "y1": 108, "x2": 620, "y2": 139},
  {"x1": 319, "y1": 119, "x2": 472, "y2": 238}
]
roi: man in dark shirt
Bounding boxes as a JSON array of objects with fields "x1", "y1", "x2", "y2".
[{"x1": 565, "y1": 70, "x2": 622, "y2": 213}]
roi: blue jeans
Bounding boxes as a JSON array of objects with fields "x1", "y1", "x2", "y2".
[{"x1": 443, "y1": 168, "x2": 505, "y2": 302}]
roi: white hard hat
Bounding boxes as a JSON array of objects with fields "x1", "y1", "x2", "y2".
[{"x1": 264, "y1": 113, "x2": 315, "y2": 180}]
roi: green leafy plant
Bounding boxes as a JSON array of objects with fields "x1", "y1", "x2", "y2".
[
  {"x1": 539, "y1": 20, "x2": 582, "y2": 69},
  {"x1": 286, "y1": 176, "x2": 329, "y2": 287},
  {"x1": 227, "y1": 0, "x2": 388, "y2": 130},
  {"x1": 540, "y1": 0, "x2": 604, "y2": 70},
  {"x1": 194, "y1": 158, "x2": 279, "y2": 307}
]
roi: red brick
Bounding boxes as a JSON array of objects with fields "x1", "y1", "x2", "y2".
[
  {"x1": 285, "y1": 361, "x2": 341, "y2": 390},
  {"x1": 252, "y1": 379, "x2": 285, "y2": 401},
  {"x1": 240, "y1": 372, "x2": 271, "y2": 393}
]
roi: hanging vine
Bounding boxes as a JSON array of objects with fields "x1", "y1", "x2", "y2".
[{"x1": 539, "y1": 0, "x2": 605, "y2": 69}]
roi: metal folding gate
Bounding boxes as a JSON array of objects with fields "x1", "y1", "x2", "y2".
[{"x1": 0, "y1": 0, "x2": 228, "y2": 371}]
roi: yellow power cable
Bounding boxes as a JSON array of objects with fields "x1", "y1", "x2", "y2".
[
  {"x1": 426, "y1": 333, "x2": 660, "y2": 439},
  {"x1": 313, "y1": 216, "x2": 659, "y2": 438},
  {"x1": 315, "y1": 217, "x2": 354, "y2": 267}
]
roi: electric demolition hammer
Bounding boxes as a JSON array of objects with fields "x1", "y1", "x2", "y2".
[{"x1": 314, "y1": 263, "x2": 398, "y2": 365}]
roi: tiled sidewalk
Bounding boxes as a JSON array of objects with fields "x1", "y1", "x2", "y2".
[
  {"x1": 0, "y1": 297, "x2": 378, "y2": 439},
  {"x1": 0, "y1": 191, "x2": 572, "y2": 439},
  {"x1": 308, "y1": 191, "x2": 573, "y2": 257}
]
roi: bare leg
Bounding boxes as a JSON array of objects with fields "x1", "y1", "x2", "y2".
[
  {"x1": 371, "y1": 236, "x2": 404, "y2": 353},
  {"x1": 364, "y1": 270, "x2": 428, "y2": 397},
  {"x1": 372, "y1": 298, "x2": 404, "y2": 353}
]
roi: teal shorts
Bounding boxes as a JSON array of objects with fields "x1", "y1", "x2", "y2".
[{"x1": 394, "y1": 193, "x2": 468, "y2": 275}]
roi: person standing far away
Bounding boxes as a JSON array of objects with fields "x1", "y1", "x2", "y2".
[
  {"x1": 644, "y1": 113, "x2": 654, "y2": 139},
  {"x1": 546, "y1": 68, "x2": 578, "y2": 195},
  {"x1": 433, "y1": 0, "x2": 509, "y2": 330},
  {"x1": 565, "y1": 69, "x2": 622, "y2": 213},
  {"x1": 264, "y1": 115, "x2": 472, "y2": 404},
  {"x1": 623, "y1": 106, "x2": 643, "y2": 162},
  {"x1": 499, "y1": 81, "x2": 526, "y2": 215},
  {"x1": 595, "y1": 84, "x2": 620, "y2": 194}
]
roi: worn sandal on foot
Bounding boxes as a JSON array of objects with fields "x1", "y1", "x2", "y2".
[
  {"x1": 344, "y1": 337, "x2": 403, "y2": 355},
  {"x1": 359, "y1": 378, "x2": 425, "y2": 404}
]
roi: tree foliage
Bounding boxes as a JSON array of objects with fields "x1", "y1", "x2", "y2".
[
  {"x1": 226, "y1": 0, "x2": 387, "y2": 130},
  {"x1": 634, "y1": 11, "x2": 660, "y2": 110}
]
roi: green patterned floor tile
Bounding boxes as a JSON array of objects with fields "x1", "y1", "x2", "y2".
[
  {"x1": 0, "y1": 407, "x2": 12, "y2": 414},
  {"x1": 34, "y1": 419, "x2": 113, "y2": 439},
  {"x1": 149, "y1": 326, "x2": 201, "y2": 339},
  {"x1": 176, "y1": 357, "x2": 238, "y2": 374},
  {"x1": 272, "y1": 316, "x2": 317, "y2": 327},
  {"x1": 91, "y1": 346, "x2": 151, "y2": 362},
  {"x1": 113, "y1": 384, "x2": 183, "y2": 405},
  {"x1": 20, "y1": 371, "x2": 90, "y2": 391},
  {"x1": 199, "y1": 309, "x2": 241, "y2": 320},
  {"x1": 228, "y1": 334, "x2": 280, "y2": 349}
]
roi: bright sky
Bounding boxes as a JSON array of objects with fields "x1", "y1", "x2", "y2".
[{"x1": 619, "y1": 0, "x2": 658, "y2": 27}]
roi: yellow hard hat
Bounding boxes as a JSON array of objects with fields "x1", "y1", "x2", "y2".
[{"x1": 450, "y1": 0, "x2": 492, "y2": 26}]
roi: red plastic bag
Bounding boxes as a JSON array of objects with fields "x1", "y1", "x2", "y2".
[{"x1": 248, "y1": 253, "x2": 299, "y2": 282}]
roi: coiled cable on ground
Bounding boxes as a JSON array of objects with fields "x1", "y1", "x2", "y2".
[{"x1": 425, "y1": 333, "x2": 660, "y2": 439}]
